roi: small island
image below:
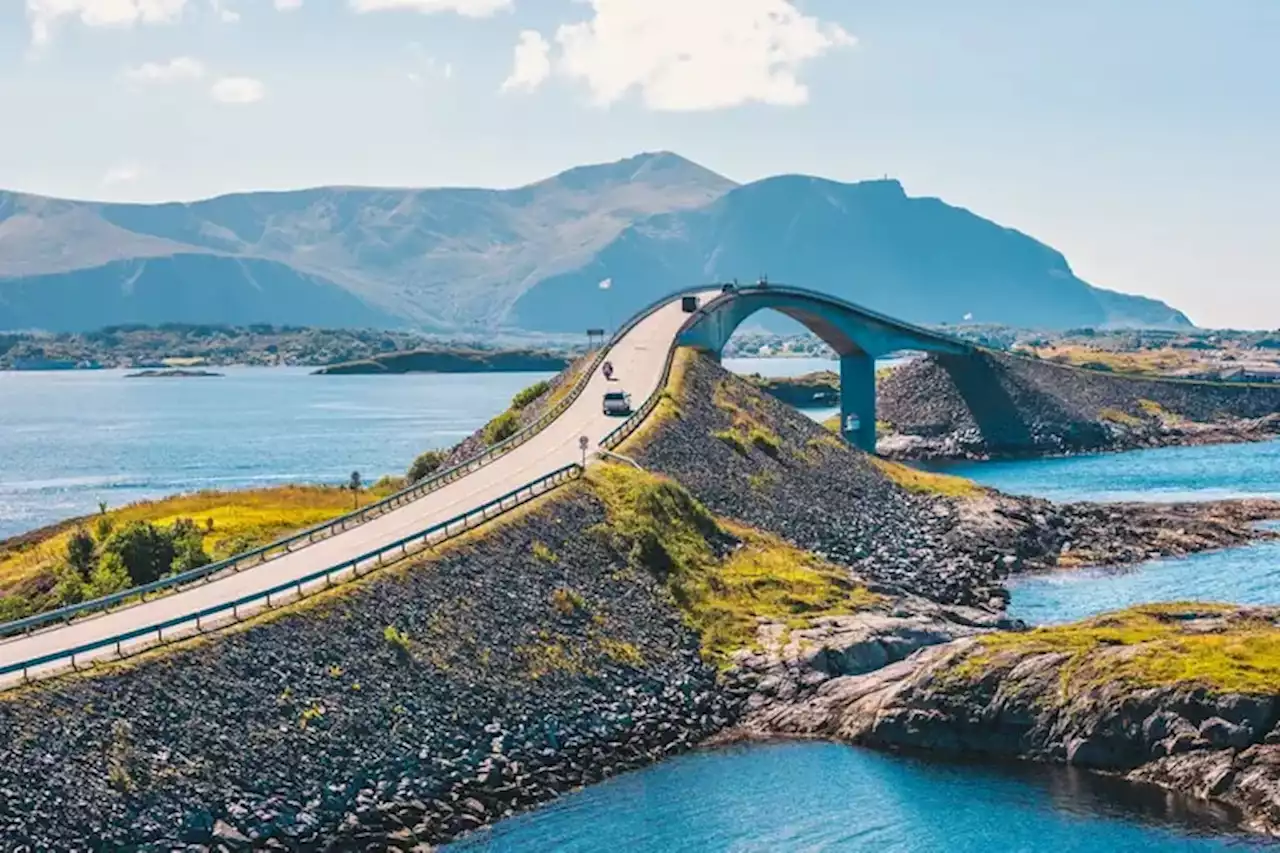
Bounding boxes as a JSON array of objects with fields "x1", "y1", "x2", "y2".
[{"x1": 125, "y1": 369, "x2": 224, "y2": 379}]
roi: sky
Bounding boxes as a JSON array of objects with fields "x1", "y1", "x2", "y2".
[{"x1": 0, "y1": 0, "x2": 1276, "y2": 329}]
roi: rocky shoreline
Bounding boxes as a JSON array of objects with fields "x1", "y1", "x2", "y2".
[{"x1": 722, "y1": 603, "x2": 1280, "y2": 837}]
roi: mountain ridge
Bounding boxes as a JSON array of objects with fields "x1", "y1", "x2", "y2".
[{"x1": 0, "y1": 153, "x2": 1190, "y2": 333}]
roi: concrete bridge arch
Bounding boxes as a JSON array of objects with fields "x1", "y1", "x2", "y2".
[{"x1": 677, "y1": 283, "x2": 973, "y2": 451}]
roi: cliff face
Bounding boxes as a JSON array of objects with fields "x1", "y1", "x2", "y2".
[{"x1": 878, "y1": 350, "x2": 1280, "y2": 458}]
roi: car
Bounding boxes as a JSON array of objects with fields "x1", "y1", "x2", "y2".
[{"x1": 602, "y1": 390, "x2": 632, "y2": 416}]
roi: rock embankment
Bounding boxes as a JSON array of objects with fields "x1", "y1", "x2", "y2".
[
  {"x1": 628, "y1": 352, "x2": 1280, "y2": 606},
  {"x1": 0, "y1": 490, "x2": 742, "y2": 850},
  {"x1": 878, "y1": 350, "x2": 1280, "y2": 459},
  {"x1": 730, "y1": 604, "x2": 1280, "y2": 835}
]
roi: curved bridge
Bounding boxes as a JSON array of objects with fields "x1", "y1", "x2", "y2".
[
  {"x1": 0, "y1": 283, "x2": 970, "y2": 685},
  {"x1": 678, "y1": 283, "x2": 972, "y2": 450}
]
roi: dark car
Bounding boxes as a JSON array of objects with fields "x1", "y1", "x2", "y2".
[{"x1": 602, "y1": 391, "x2": 632, "y2": 416}]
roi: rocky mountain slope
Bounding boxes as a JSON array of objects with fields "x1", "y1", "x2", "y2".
[
  {"x1": 511, "y1": 175, "x2": 1190, "y2": 332},
  {"x1": 1, "y1": 153, "x2": 1187, "y2": 333}
]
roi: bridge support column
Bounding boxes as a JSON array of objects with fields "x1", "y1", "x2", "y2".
[{"x1": 839, "y1": 352, "x2": 877, "y2": 453}]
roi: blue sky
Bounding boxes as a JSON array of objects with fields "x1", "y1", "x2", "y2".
[{"x1": 0, "y1": 0, "x2": 1276, "y2": 328}]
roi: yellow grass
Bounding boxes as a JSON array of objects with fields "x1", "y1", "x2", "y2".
[
  {"x1": 869, "y1": 457, "x2": 984, "y2": 498},
  {"x1": 0, "y1": 483, "x2": 396, "y2": 598},
  {"x1": 956, "y1": 604, "x2": 1280, "y2": 695}
]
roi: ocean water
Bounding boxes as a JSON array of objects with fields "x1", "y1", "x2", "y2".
[
  {"x1": 0, "y1": 367, "x2": 554, "y2": 538},
  {"x1": 932, "y1": 440, "x2": 1280, "y2": 505},
  {"x1": 446, "y1": 741, "x2": 1265, "y2": 853},
  {"x1": 0, "y1": 358, "x2": 845, "y2": 539}
]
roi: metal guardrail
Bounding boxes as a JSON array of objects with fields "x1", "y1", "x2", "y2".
[
  {"x1": 0, "y1": 464, "x2": 583, "y2": 684},
  {"x1": 0, "y1": 285, "x2": 708, "y2": 642}
]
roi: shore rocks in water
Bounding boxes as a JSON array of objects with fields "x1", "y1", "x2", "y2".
[
  {"x1": 0, "y1": 490, "x2": 743, "y2": 850},
  {"x1": 734, "y1": 604, "x2": 1280, "y2": 836},
  {"x1": 877, "y1": 350, "x2": 1280, "y2": 460}
]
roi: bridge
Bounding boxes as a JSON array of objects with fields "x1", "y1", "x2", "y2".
[{"x1": 0, "y1": 284, "x2": 972, "y2": 685}]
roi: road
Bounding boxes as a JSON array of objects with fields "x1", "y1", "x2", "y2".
[{"x1": 0, "y1": 289, "x2": 720, "y2": 681}]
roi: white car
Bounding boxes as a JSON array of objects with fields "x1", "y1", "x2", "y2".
[{"x1": 602, "y1": 391, "x2": 632, "y2": 416}]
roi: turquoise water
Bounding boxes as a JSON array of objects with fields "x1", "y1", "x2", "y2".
[
  {"x1": 1008, "y1": 536, "x2": 1280, "y2": 625},
  {"x1": 934, "y1": 440, "x2": 1280, "y2": 505},
  {"x1": 0, "y1": 367, "x2": 554, "y2": 539},
  {"x1": 938, "y1": 441, "x2": 1280, "y2": 626},
  {"x1": 447, "y1": 741, "x2": 1264, "y2": 852}
]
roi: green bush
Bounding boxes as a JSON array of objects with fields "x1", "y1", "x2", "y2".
[
  {"x1": 65, "y1": 527, "x2": 96, "y2": 580},
  {"x1": 406, "y1": 450, "x2": 445, "y2": 483},
  {"x1": 511, "y1": 380, "x2": 552, "y2": 411},
  {"x1": 482, "y1": 410, "x2": 520, "y2": 445},
  {"x1": 170, "y1": 518, "x2": 211, "y2": 573},
  {"x1": 100, "y1": 521, "x2": 177, "y2": 586}
]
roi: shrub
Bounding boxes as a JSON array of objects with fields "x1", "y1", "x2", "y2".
[
  {"x1": 100, "y1": 521, "x2": 176, "y2": 586},
  {"x1": 511, "y1": 380, "x2": 552, "y2": 411},
  {"x1": 550, "y1": 587, "x2": 588, "y2": 615},
  {"x1": 406, "y1": 450, "x2": 445, "y2": 483},
  {"x1": 482, "y1": 410, "x2": 520, "y2": 445},
  {"x1": 65, "y1": 527, "x2": 96, "y2": 580},
  {"x1": 383, "y1": 625, "x2": 413, "y2": 659},
  {"x1": 531, "y1": 541, "x2": 558, "y2": 563},
  {"x1": 170, "y1": 518, "x2": 211, "y2": 573}
]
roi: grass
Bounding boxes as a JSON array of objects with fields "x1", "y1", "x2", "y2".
[
  {"x1": 1099, "y1": 407, "x2": 1142, "y2": 427},
  {"x1": 955, "y1": 604, "x2": 1280, "y2": 695},
  {"x1": 1026, "y1": 344, "x2": 1203, "y2": 377},
  {"x1": 587, "y1": 463, "x2": 884, "y2": 665},
  {"x1": 549, "y1": 587, "x2": 588, "y2": 616},
  {"x1": 0, "y1": 483, "x2": 398, "y2": 618},
  {"x1": 869, "y1": 457, "x2": 983, "y2": 498},
  {"x1": 711, "y1": 379, "x2": 784, "y2": 459},
  {"x1": 531, "y1": 541, "x2": 558, "y2": 563},
  {"x1": 612, "y1": 348, "x2": 694, "y2": 454}
]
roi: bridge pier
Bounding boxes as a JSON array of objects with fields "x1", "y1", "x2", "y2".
[{"x1": 839, "y1": 352, "x2": 877, "y2": 452}]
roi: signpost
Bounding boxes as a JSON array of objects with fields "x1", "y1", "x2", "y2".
[{"x1": 578, "y1": 435, "x2": 589, "y2": 467}]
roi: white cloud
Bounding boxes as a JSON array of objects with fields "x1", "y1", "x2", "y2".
[
  {"x1": 349, "y1": 0, "x2": 509, "y2": 15},
  {"x1": 209, "y1": 0, "x2": 239, "y2": 22},
  {"x1": 274, "y1": 0, "x2": 302, "y2": 9},
  {"x1": 27, "y1": 0, "x2": 188, "y2": 45},
  {"x1": 210, "y1": 76, "x2": 266, "y2": 104},
  {"x1": 123, "y1": 56, "x2": 206, "y2": 83},
  {"x1": 546, "y1": 0, "x2": 854, "y2": 111},
  {"x1": 101, "y1": 163, "x2": 142, "y2": 186},
  {"x1": 501, "y1": 30, "x2": 551, "y2": 94}
]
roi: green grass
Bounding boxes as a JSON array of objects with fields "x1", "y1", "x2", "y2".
[
  {"x1": 954, "y1": 604, "x2": 1280, "y2": 695},
  {"x1": 711, "y1": 379, "x2": 784, "y2": 459},
  {"x1": 1099, "y1": 407, "x2": 1143, "y2": 426},
  {"x1": 869, "y1": 457, "x2": 983, "y2": 498},
  {"x1": 587, "y1": 463, "x2": 883, "y2": 664},
  {"x1": 511, "y1": 379, "x2": 553, "y2": 411},
  {"x1": 531, "y1": 540, "x2": 558, "y2": 563}
]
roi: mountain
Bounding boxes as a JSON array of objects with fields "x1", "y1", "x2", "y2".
[
  {"x1": 0, "y1": 152, "x2": 735, "y2": 332},
  {"x1": 0, "y1": 154, "x2": 1189, "y2": 333},
  {"x1": 510, "y1": 175, "x2": 1191, "y2": 333}
]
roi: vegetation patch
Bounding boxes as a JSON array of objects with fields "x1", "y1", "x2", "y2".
[
  {"x1": 531, "y1": 541, "x2": 558, "y2": 564},
  {"x1": 511, "y1": 380, "x2": 553, "y2": 411},
  {"x1": 955, "y1": 604, "x2": 1280, "y2": 695},
  {"x1": 587, "y1": 463, "x2": 883, "y2": 665},
  {"x1": 869, "y1": 458, "x2": 983, "y2": 498},
  {"x1": 1099, "y1": 407, "x2": 1142, "y2": 427},
  {"x1": 710, "y1": 379, "x2": 784, "y2": 459},
  {"x1": 0, "y1": 483, "x2": 397, "y2": 623}
]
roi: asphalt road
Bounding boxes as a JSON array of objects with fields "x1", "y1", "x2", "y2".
[{"x1": 0, "y1": 289, "x2": 720, "y2": 681}]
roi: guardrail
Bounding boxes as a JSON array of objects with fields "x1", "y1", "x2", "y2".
[
  {"x1": 0, "y1": 464, "x2": 584, "y2": 685},
  {"x1": 0, "y1": 284, "x2": 714, "y2": 642}
]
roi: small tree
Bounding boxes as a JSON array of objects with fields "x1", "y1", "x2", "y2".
[
  {"x1": 66, "y1": 527, "x2": 96, "y2": 581},
  {"x1": 349, "y1": 471, "x2": 362, "y2": 509},
  {"x1": 170, "y1": 518, "x2": 211, "y2": 573},
  {"x1": 406, "y1": 450, "x2": 444, "y2": 483},
  {"x1": 101, "y1": 521, "x2": 177, "y2": 586}
]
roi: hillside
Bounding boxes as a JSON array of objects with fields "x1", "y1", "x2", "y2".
[
  {"x1": 0, "y1": 155, "x2": 1188, "y2": 333},
  {"x1": 0, "y1": 153, "x2": 734, "y2": 332},
  {"x1": 511, "y1": 176, "x2": 1190, "y2": 332}
]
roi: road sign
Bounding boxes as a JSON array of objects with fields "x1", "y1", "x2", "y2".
[{"x1": 579, "y1": 435, "x2": 589, "y2": 465}]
